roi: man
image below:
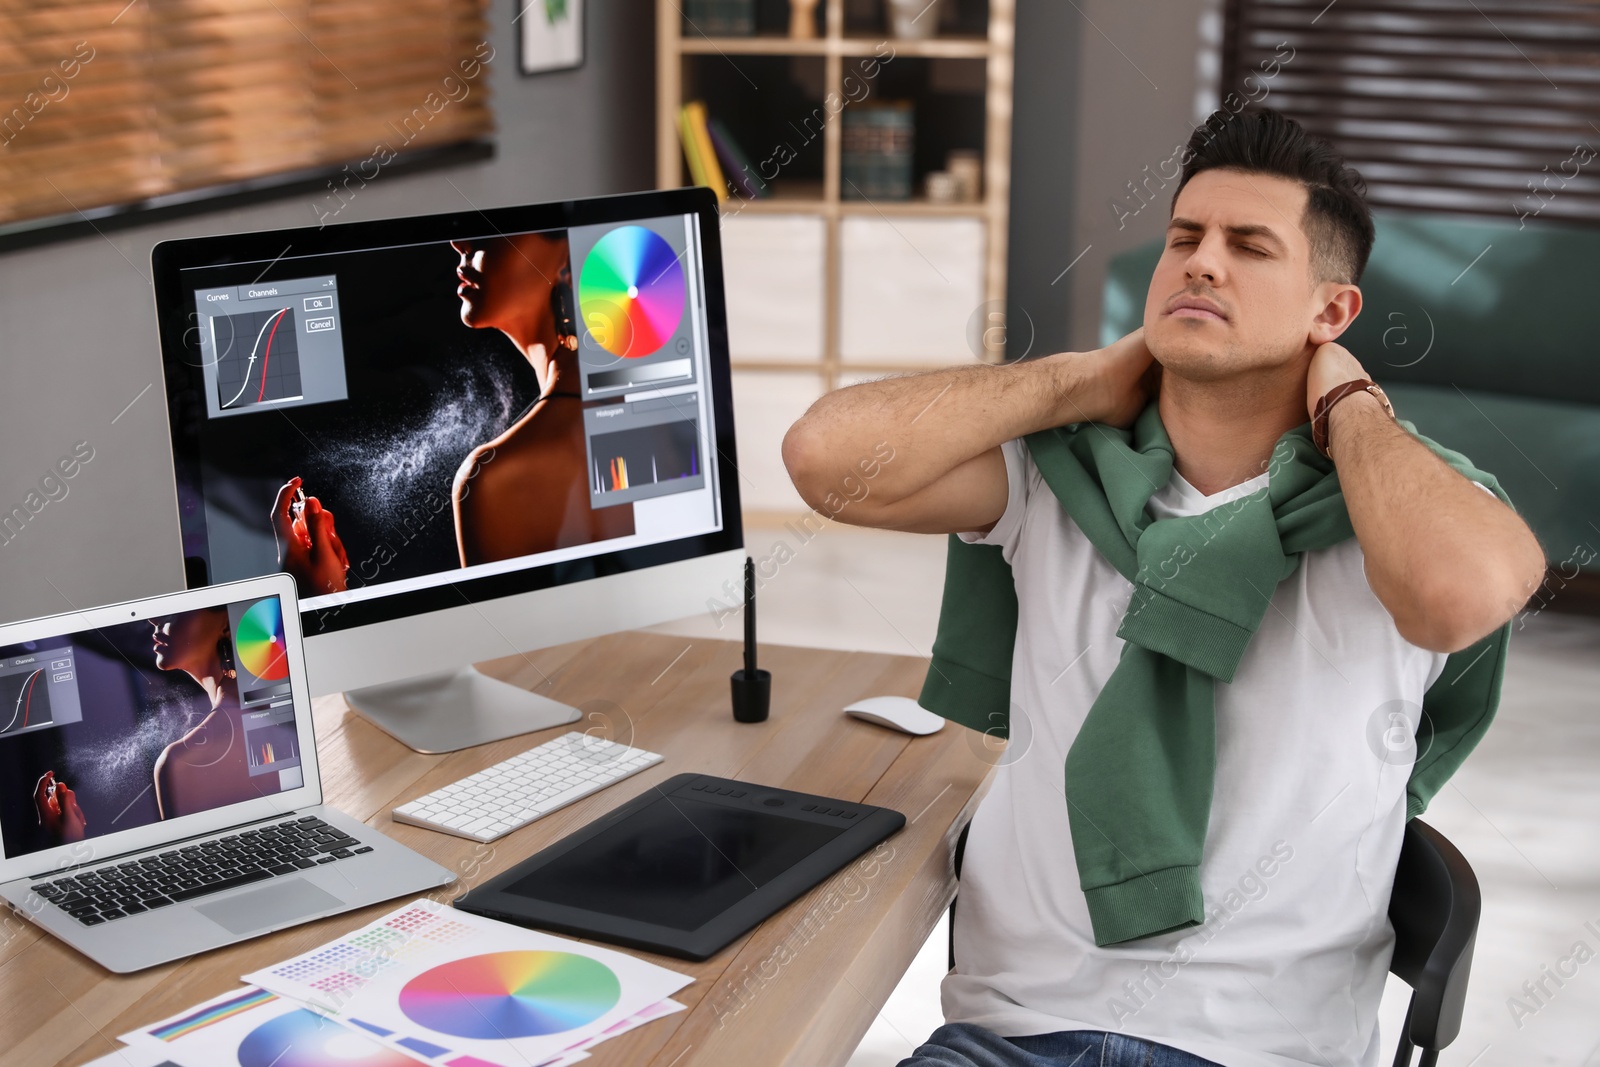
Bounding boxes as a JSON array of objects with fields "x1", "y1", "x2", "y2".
[{"x1": 782, "y1": 108, "x2": 1544, "y2": 1066}]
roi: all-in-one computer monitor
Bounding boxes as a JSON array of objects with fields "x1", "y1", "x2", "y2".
[{"x1": 153, "y1": 188, "x2": 744, "y2": 752}]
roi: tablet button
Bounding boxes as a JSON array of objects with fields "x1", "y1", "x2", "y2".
[
  {"x1": 844, "y1": 811, "x2": 857, "y2": 819},
  {"x1": 763, "y1": 798, "x2": 784, "y2": 807},
  {"x1": 801, "y1": 803, "x2": 816, "y2": 811}
]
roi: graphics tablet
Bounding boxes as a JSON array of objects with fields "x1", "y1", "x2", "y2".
[{"x1": 453, "y1": 773, "x2": 905, "y2": 960}]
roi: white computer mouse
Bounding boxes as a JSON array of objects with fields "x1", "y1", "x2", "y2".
[{"x1": 843, "y1": 695, "x2": 946, "y2": 736}]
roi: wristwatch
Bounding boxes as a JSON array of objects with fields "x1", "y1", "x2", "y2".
[{"x1": 1311, "y1": 378, "x2": 1394, "y2": 459}]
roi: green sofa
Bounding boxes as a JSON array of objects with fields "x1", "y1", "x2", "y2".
[{"x1": 1099, "y1": 210, "x2": 1600, "y2": 586}]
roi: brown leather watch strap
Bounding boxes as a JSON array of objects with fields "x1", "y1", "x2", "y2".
[{"x1": 1312, "y1": 378, "x2": 1393, "y2": 459}]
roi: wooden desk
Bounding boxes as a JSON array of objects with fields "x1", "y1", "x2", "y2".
[{"x1": 0, "y1": 633, "x2": 995, "y2": 1067}]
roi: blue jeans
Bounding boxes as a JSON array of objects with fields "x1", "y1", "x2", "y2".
[{"x1": 898, "y1": 1023, "x2": 1224, "y2": 1067}]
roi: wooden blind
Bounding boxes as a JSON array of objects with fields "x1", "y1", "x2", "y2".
[
  {"x1": 1221, "y1": 0, "x2": 1600, "y2": 226},
  {"x1": 0, "y1": 0, "x2": 492, "y2": 229}
]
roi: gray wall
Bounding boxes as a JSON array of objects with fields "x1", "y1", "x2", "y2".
[
  {"x1": 0, "y1": 0, "x2": 656, "y2": 621},
  {"x1": 1, "y1": 0, "x2": 1220, "y2": 620},
  {"x1": 1002, "y1": 0, "x2": 1083, "y2": 362},
  {"x1": 1007, "y1": 0, "x2": 1220, "y2": 358}
]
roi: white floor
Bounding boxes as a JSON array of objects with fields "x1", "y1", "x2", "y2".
[{"x1": 648, "y1": 520, "x2": 1600, "y2": 1067}]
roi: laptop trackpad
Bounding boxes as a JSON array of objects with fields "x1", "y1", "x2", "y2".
[{"x1": 196, "y1": 879, "x2": 344, "y2": 935}]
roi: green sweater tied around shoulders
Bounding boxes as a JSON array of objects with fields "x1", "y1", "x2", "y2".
[{"x1": 918, "y1": 399, "x2": 1513, "y2": 947}]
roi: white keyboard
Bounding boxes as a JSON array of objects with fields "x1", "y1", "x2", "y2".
[{"x1": 392, "y1": 731, "x2": 664, "y2": 842}]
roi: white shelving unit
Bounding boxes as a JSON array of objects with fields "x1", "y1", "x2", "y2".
[{"x1": 658, "y1": 0, "x2": 1015, "y2": 517}]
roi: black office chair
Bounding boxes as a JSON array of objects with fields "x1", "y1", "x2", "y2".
[{"x1": 947, "y1": 817, "x2": 1480, "y2": 1067}]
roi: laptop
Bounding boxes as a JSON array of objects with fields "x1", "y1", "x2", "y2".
[{"x1": 0, "y1": 573, "x2": 454, "y2": 972}]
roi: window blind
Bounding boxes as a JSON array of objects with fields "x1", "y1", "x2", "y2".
[
  {"x1": 1221, "y1": 0, "x2": 1600, "y2": 226},
  {"x1": 0, "y1": 0, "x2": 492, "y2": 230}
]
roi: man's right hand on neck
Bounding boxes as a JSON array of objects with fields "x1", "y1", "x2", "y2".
[{"x1": 779, "y1": 328, "x2": 1159, "y2": 535}]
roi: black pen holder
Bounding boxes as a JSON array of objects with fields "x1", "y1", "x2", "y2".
[{"x1": 730, "y1": 668, "x2": 771, "y2": 723}]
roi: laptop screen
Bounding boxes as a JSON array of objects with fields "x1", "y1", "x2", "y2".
[{"x1": 0, "y1": 594, "x2": 302, "y2": 860}]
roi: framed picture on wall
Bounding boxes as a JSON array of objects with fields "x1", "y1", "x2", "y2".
[{"x1": 519, "y1": 0, "x2": 585, "y2": 75}]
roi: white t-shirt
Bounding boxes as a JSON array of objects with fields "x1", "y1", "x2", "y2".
[{"x1": 942, "y1": 438, "x2": 1493, "y2": 1067}]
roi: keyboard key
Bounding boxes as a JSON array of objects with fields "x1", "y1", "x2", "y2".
[
  {"x1": 142, "y1": 897, "x2": 174, "y2": 908},
  {"x1": 353, "y1": 846, "x2": 374, "y2": 854},
  {"x1": 78, "y1": 915, "x2": 105, "y2": 926}
]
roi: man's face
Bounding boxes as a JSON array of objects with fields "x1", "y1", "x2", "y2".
[{"x1": 1144, "y1": 167, "x2": 1353, "y2": 381}]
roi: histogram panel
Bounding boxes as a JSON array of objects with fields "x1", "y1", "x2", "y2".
[
  {"x1": 591, "y1": 420, "x2": 700, "y2": 496},
  {"x1": 246, "y1": 722, "x2": 298, "y2": 771}
]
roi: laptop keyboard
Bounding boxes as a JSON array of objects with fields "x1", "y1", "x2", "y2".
[{"x1": 29, "y1": 816, "x2": 371, "y2": 925}]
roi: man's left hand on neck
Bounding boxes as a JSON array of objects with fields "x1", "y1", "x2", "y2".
[
  {"x1": 1304, "y1": 340, "x2": 1371, "y2": 418},
  {"x1": 1306, "y1": 341, "x2": 1546, "y2": 654}
]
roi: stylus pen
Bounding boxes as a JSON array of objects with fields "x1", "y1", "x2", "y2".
[{"x1": 744, "y1": 555, "x2": 757, "y2": 676}]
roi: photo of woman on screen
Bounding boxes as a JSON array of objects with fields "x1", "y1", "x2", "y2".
[{"x1": 149, "y1": 606, "x2": 260, "y2": 819}]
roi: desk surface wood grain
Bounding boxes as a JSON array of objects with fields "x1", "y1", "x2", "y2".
[{"x1": 0, "y1": 632, "x2": 996, "y2": 1067}]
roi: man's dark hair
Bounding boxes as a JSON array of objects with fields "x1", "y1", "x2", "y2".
[{"x1": 1169, "y1": 107, "x2": 1375, "y2": 287}]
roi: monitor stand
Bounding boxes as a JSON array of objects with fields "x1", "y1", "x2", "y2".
[{"x1": 343, "y1": 666, "x2": 581, "y2": 754}]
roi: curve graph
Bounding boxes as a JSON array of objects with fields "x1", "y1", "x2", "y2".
[
  {"x1": 0, "y1": 668, "x2": 49, "y2": 735},
  {"x1": 215, "y1": 307, "x2": 303, "y2": 410}
]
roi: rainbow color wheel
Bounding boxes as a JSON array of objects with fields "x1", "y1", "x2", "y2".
[
  {"x1": 237, "y1": 1008, "x2": 417, "y2": 1067},
  {"x1": 398, "y1": 950, "x2": 621, "y2": 1039},
  {"x1": 578, "y1": 225, "x2": 685, "y2": 358},
  {"x1": 236, "y1": 598, "x2": 290, "y2": 681}
]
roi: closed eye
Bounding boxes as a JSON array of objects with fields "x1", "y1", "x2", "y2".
[{"x1": 1171, "y1": 233, "x2": 1267, "y2": 255}]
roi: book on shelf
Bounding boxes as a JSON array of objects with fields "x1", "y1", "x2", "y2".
[
  {"x1": 683, "y1": 0, "x2": 755, "y2": 36},
  {"x1": 679, "y1": 101, "x2": 728, "y2": 204},
  {"x1": 676, "y1": 102, "x2": 726, "y2": 203},
  {"x1": 676, "y1": 106, "x2": 709, "y2": 189},
  {"x1": 685, "y1": 102, "x2": 728, "y2": 201},
  {"x1": 842, "y1": 102, "x2": 915, "y2": 201},
  {"x1": 707, "y1": 117, "x2": 770, "y2": 200}
]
